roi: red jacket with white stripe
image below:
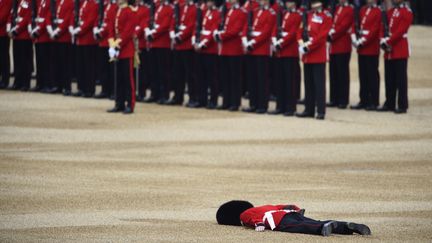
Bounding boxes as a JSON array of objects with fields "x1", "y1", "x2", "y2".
[
  {"x1": 151, "y1": 1, "x2": 173, "y2": 49},
  {"x1": 98, "y1": 1, "x2": 118, "y2": 47},
  {"x1": 329, "y1": 3, "x2": 353, "y2": 54},
  {"x1": 383, "y1": 3, "x2": 412, "y2": 60},
  {"x1": 32, "y1": 0, "x2": 51, "y2": 43},
  {"x1": 74, "y1": 0, "x2": 98, "y2": 45},
  {"x1": 0, "y1": 0, "x2": 13, "y2": 36},
  {"x1": 242, "y1": 6, "x2": 276, "y2": 56},
  {"x1": 109, "y1": 4, "x2": 137, "y2": 58},
  {"x1": 240, "y1": 204, "x2": 301, "y2": 230},
  {"x1": 272, "y1": 8, "x2": 301, "y2": 58},
  {"x1": 135, "y1": 3, "x2": 150, "y2": 49},
  {"x1": 46, "y1": 0, "x2": 73, "y2": 43},
  {"x1": 7, "y1": 0, "x2": 32, "y2": 40},
  {"x1": 172, "y1": 1, "x2": 196, "y2": 50},
  {"x1": 195, "y1": 6, "x2": 220, "y2": 55},
  {"x1": 353, "y1": 4, "x2": 381, "y2": 56},
  {"x1": 219, "y1": 4, "x2": 247, "y2": 56}
]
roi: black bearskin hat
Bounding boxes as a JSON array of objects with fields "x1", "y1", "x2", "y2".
[
  {"x1": 216, "y1": 200, "x2": 254, "y2": 226},
  {"x1": 214, "y1": 0, "x2": 224, "y2": 7}
]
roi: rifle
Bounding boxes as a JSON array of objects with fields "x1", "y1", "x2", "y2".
[
  {"x1": 146, "y1": 0, "x2": 155, "y2": 43},
  {"x1": 328, "y1": 0, "x2": 336, "y2": 18},
  {"x1": 50, "y1": 0, "x2": 58, "y2": 29},
  {"x1": 218, "y1": 1, "x2": 227, "y2": 31},
  {"x1": 31, "y1": 0, "x2": 37, "y2": 30},
  {"x1": 380, "y1": 1, "x2": 391, "y2": 51},
  {"x1": 275, "y1": 0, "x2": 284, "y2": 40},
  {"x1": 301, "y1": 0, "x2": 310, "y2": 43},
  {"x1": 73, "y1": 0, "x2": 80, "y2": 43},
  {"x1": 195, "y1": 2, "x2": 203, "y2": 45},
  {"x1": 353, "y1": 1, "x2": 361, "y2": 40},
  {"x1": 11, "y1": 0, "x2": 18, "y2": 30},
  {"x1": 174, "y1": 2, "x2": 180, "y2": 33},
  {"x1": 246, "y1": 0, "x2": 253, "y2": 39},
  {"x1": 98, "y1": 0, "x2": 104, "y2": 28}
]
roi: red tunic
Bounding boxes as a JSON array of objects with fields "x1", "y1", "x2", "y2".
[
  {"x1": 383, "y1": 4, "x2": 412, "y2": 60},
  {"x1": 0, "y1": 0, "x2": 13, "y2": 36},
  {"x1": 354, "y1": 5, "x2": 381, "y2": 56},
  {"x1": 134, "y1": 4, "x2": 149, "y2": 49},
  {"x1": 98, "y1": 2, "x2": 118, "y2": 47},
  {"x1": 196, "y1": 7, "x2": 220, "y2": 55},
  {"x1": 240, "y1": 204, "x2": 301, "y2": 230},
  {"x1": 329, "y1": 4, "x2": 353, "y2": 54},
  {"x1": 110, "y1": 5, "x2": 137, "y2": 59},
  {"x1": 272, "y1": 9, "x2": 301, "y2": 58},
  {"x1": 33, "y1": 0, "x2": 51, "y2": 43},
  {"x1": 75, "y1": 0, "x2": 98, "y2": 46},
  {"x1": 47, "y1": 0, "x2": 73, "y2": 43},
  {"x1": 297, "y1": 10, "x2": 332, "y2": 64},
  {"x1": 172, "y1": 1, "x2": 196, "y2": 50},
  {"x1": 219, "y1": 5, "x2": 247, "y2": 56},
  {"x1": 7, "y1": 0, "x2": 32, "y2": 40},
  {"x1": 151, "y1": 2, "x2": 173, "y2": 49},
  {"x1": 243, "y1": 6, "x2": 276, "y2": 56}
]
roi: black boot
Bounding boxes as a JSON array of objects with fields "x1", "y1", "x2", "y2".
[{"x1": 107, "y1": 106, "x2": 125, "y2": 113}]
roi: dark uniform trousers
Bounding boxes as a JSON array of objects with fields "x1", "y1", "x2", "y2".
[
  {"x1": 196, "y1": 53, "x2": 219, "y2": 106},
  {"x1": 76, "y1": 44, "x2": 97, "y2": 95},
  {"x1": 115, "y1": 58, "x2": 135, "y2": 109},
  {"x1": 136, "y1": 49, "x2": 151, "y2": 98},
  {"x1": 220, "y1": 55, "x2": 242, "y2": 108},
  {"x1": 172, "y1": 49, "x2": 195, "y2": 103},
  {"x1": 242, "y1": 55, "x2": 251, "y2": 96},
  {"x1": 329, "y1": 53, "x2": 351, "y2": 106},
  {"x1": 304, "y1": 63, "x2": 326, "y2": 115},
  {"x1": 35, "y1": 42, "x2": 52, "y2": 89},
  {"x1": 0, "y1": 36, "x2": 11, "y2": 87},
  {"x1": 275, "y1": 57, "x2": 299, "y2": 113},
  {"x1": 52, "y1": 42, "x2": 72, "y2": 91},
  {"x1": 247, "y1": 55, "x2": 269, "y2": 110},
  {"x1": 150, "y1": 48, "x2": 170, "y2": 100},
  {"x1": 97, "y1": 46, "x2": 114, "y2": 96},
  {"x1": 275, "y1": 213, "x2": 356, "y2": 235},
  {"x1": 384, "y1": 59, "x2": 408, "y2": 110},
  {"x1": 358, "y1": 54, "x2": 379, "y2": 107},
  {"x1": 12, "y1": 39, "x2": 33, "y2": 89}
]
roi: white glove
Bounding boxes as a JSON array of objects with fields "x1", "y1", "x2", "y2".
[
  {"x1": 108, "y1": 47, "x2": 117, "y2": 59},
  {"x1": 169, "y1": 31, "x2": 176, "y2": 39},
  {"x1": 31, "y1": 26, "x2": 40, "y2": 38},
  {"x1": 8, "y1": 26, "x2": 17, "y2": 37},
  {"x1": 51, "y1": 28, "x2": 60, "y2": 39},
  {"x1": 93, "y1": 27, "x2": 101, "y2": 39},
  {"x1": 299, "y1": 44, "x2": 306, "y2": 55},
  {"x1": 6, "y1": 23, "x2": 11, "y2": 33},
  {"x1": 213, "y1": 30, "x2": 220, "y2": 41},
  {"x1": 175, "y1": 31, "x2": 182, "y2": 39},
  {"x1": 27, "y1": 24, "x2": 32, "y2": 35},
  {"x1": 74, "y1": 27, "x2": 81, "y2": 35},
  {"x1": 380, "y1": 37, "x2": 389, "y2": 46},
  {"x1": 47, "y1": 25, "x2": 53, "y2": 36},
  {"x1": 191, "y1": 35, "x2": 196, "y2": 45},
  {"x1": 68, "y1": 26, "x2": 74, "y2": 35},
  {"x1": 271, "y1": 37, "x2": 277, "y2": 46},
  {"x1": 241, "y1": 36, "x2": 248, "y2": 47},
  {"x1": 255, "y1": 225, "x2": 265, "y2": 232},
  {"x1": 329, "y1": 28, "x2": 335, "y2": 37}
]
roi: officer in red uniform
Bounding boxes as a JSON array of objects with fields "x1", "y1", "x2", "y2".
[
  {"x1": 46, "y1": 0, "x2": 74, "y2": 95},
  {"x1": 269, "y1": 0, "x2": 301, "y2": 116},
  {"x1": 241, "y1": 0, "x2": 276, "y2": 114},
  {"x1": 167, "y1": 0, "x2": 197, "y2": 106},
  {"x1": 93, "y1": 0, "x2": 118, "y2": 99},
  {"x1": 144, "y1": 0, "x2": 174, "y2": 103},
  {"x1": 28, "y1": 0, "x2": 54, "y2": 92},
  {"x1": 133, "y1": 0, "x2": 150, "y2": 101},
  {"x1": 7, "y1": 0, "x2": 33, "y2": 91},
  {"x1": 214, "y1": 0, "x2": 247, "y2": 111},
  {"x1": 0, "y1": 0, "x2": 13, "y2": 89},
  {"x1": 350, "y1": 0, "x2": 381, "y2": 111},
  {"x1": 216, "y1": 200, "x2": 372, "y2": 237},
  {"x1": 107, "y1": 0, "x2": 138, "y2": 113},
  {"x1": 296, "y1": 0, "x2": 332, "y2": 120},
  {"x1": 193, "y1": 0, "x2": 221, "y2": 109},
  {"x1": 378, "y1": 0, "x2": 412, "y2": 114},
  {"x1": 327, "y1": 0, "x2": 353, "y2": 109},
  {"x1": 69, "y1": 0, "x2": 98, "y2": 97}
]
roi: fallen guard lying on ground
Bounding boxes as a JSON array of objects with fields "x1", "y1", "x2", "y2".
[{"x1": 216, "y1": 200, "x2": 371, "y2": 237}]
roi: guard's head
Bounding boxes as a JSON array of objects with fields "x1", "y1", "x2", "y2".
[
  {"x1": 216, "y1": 200, "x2": 254, "y2": 226},
  {"x1": 311, "y1": 0, "x2": 323, "y2": 10},
  {"x1": 206, "y1": 0, "x2": 215, "y2": 8},
  {"x1": 284, "y1": 0, "x2": 298, "y2": 9}
]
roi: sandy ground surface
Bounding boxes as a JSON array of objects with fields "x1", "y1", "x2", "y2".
[{"x1": 1, "y1": 26, "x2": 432, "y2": 242}]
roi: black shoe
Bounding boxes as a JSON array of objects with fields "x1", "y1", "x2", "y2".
[
  {"x1": 10, "y1": 84, "x2": 21, "y2": 90},
  {"x1": 255, "y1": 109, "x2": 267, "y2": 114},
  {"x1": 268, "y1": 109, "x2": 283, "y2": 115},
  {"x1": 365, "y1": 105, "x2": 377, "y2": 111},
  {"x1": 0, "y1": 82, "x2": 9, "y2": 89},
  {"x1": 63, "y1": 89, "x2": 72, "y2": 96},
  {"x1": 338, "y1": 104, "x2": 347, "y2": 109},
  {"x1": 242, "y1": 107, "x2": 256, "y2": 113},
  {"x1": 72, "y1": 91, "x2": 84, "y2": 97},
  {"x1": 316, "y1": 113, "x2": 325, "y2": 120},
  {"x1": 20, "y1": 86, "x2": 29, "y2": 92},
  {"x1": 394, "y1": 108, "x2": 407, "y2": 114},
  {"x1": 283, "y1": 111, "x2": 295, "y2": 117},
  {"x1": 296, "y1": 111, "x2": 314, "y2": 118},
  {"x1": 123, "y1": 107, "x2": 133, "y2": 114},
  {"x1": 29, "y1": 86, "x2": 41, "y2": 92},
  {"x1": 350, "y1": 103, "x2": 366, "y2": 110},
  {"x1": 47, "y1": 87, "x2": 62, "y2": 94},
  {"x1": 217, "y1": 105, "x2": 229, "y2": 110},
  {"x1": 377, "y1": 105, "x2": 394, "y2": 112},
  {"x1": 83, "y1": 93, "x2": 94, "y2": 98},
  {"x1": 188, "y1": 102, "x2": 204, "y2": 108},
  {"x1": 107, "y1": 106, "x2": 125, "y2": 113},
  {"x1": 94, "y1": 92, "x2": 108, "y2": 99},
  {"x1": 206, "y1": 102, "x2": 217, "y2": 110},
  {"x1": 157, "y1": 98, "x2": 167, "y2": 104},
  {"x1": 327, "y1": 102, "x2": 338, "y2": 107},
  {"x1": 144, "y1": 96, "x2": 157, "y2": 103},
  {"x1": 321, "y1": 221, "x2": 337, "y2": 237},
  {"x1": 166, "y1": 99, "x2": 183, "y2": 106},
  {"x1": 347, "y1": 222, "x2": 371, "y2": 235},
  {"x1": 228, "y1": 106, "x2": 239, "y2": 111}
]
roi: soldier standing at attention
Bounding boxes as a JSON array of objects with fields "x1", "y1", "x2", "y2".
[
  {"x1": 378, "y1": 0, "x2": 412, "y2": 114},
  {"x1": 327, "y1": 0, "x2": 353, "y2": 109},
  {"x1": 296, "y1": 0, "x2": 332, "y2": 120},
  {"x1": 0, "y1": 0, "x2": 13, "y2": 89},
  {"x1": 133, "y1": 0, "x2": 150, "y2": 101},
  {"x1": 107, "y1": 0, "x2": 138, "y2": 113}
]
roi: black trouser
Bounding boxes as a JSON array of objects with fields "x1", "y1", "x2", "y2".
[
  {"x1": 384, "y1": 59, "x2": 408, "y2": 110},
  {"x1": 172, "y1": 49, "x2": 195, "y2": 103},
  {"x1": 35, "y1": 42, "x2": 53, "y2": 89},
  {"x1": 196, "y1": 53, "x2": 219, "y2": 106},
  {"x1": 114, "y1": 58, "x2": 135, "y2": 110},
  {"x1": 329, "y1": 53, "x2": 351, "y2": 106},
  {"x1": 0, "y1": 36, "x2": 10, "y2": 86},
  {"x1": 275, "y1": 57, "x2": 299, "y2": 113},
  {"x1": 275, "y1": 213, "x2": 356, "y2": 235},
  {"x1": 358, "y1": 54, "x2": 379, "y2": 107},
  {"x1": 76, "y1": 44, "x2": 97, "y2": 95},
  {"x1": 242, "y1": 55, "x2": 251, "y2": 96},
  {"x1": 12, "y1": 39, "x2": 33, "y2": 89},
  {"x1": 220, "y1": 55, "x2": 242, "y2": 108},
  {"x1": 96, "y1": 46, "x2": 114, "y2": 96},
  {"x1": 136, "y1": 49, "x2": 151, "y2": 97},
  {"x1": 150, "y1": 48, "x2": 171, "y2": 100},
  {"x1": 304, "y1": 63, "x2": 326, "y2": 115},
  {"x1": 51, "y1": 42, "x2": 72, "y2": 91},
  {"x1": 247, "y1": 55, "x2": 269, "y2": 110}
]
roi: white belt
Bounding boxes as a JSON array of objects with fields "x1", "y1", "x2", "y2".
[
  {"x1": 281, "y1": 31, "x2": 288, "y2": 37},
  {"x1": 36, "y1": 17, "x2": 45, "y2": 23},
  {"x1": 179, "y1": 24, "x2": 186, "y2": 31},
  {"x1": 262, "y1": 209, "x2": 297, "y2": 230},
  {"x1": 251, "y1": 31, "x2": 261, "y2": 37},
  {"x1": 15, "y1": 17, "x2": 23, "y2": 23},
  {"x1": 201, "y1": 30, "x2": 211, "y2": 36},
  {"x1": 54, "y1": 19, "x2": 64, "y2": 24},
  {"x1": 361, "y1": 30, "x2": 369, "y2": 35}
]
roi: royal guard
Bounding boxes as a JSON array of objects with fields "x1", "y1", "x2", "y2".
[
  {"x1": 350, "y1": 0, "x2": 381, "y2": 111},
  {"x1": 69, "y1": 0, "x2": 98, "y2": 97},
  {"x1": 269, "y1": 0, "x2": 301, "y2": 116},
  {"x1": 213, "y1": 0, "x2": 247, "y2": 111},
  {"x1": 378, "y1": 0, "x2": 412, "y2": 114},
  {"x1": 107, "y1": 0, "x2": 138, "y2": 113},
  {"x1": 327, "y1": 0, "x2": 353, "y2": 109},
  {"x1": 296, "y1": 0, "x2": 332, "y2": 120},
  {"x1": 134, "y1": 0, "x2": 150, "y2": 101},
  {"x1": 28, "y1": 0, "x2": 54, "y2": 92},
  {"x1": 144, "y1": 0, "x2": 174, "y2": 103},
  {"x1": 93, "y1": 0, "x2": 118, "y2": 99},
  {"x1": 241, "y1": 0, "x2": 276, "y2": 114},
  {"x1": 0, "y1": 0, "x2": 13, "y2": 89},
  {"x1": 167, "y1": 0, "x2": 198, "y2": 106},
  {"x1": 217, "y1": 200, "x2": 372, "y2": 237},
  {"x1": 193, "y1": 0, "x2": 221, "y2": 109},
  {"x1": 7, "y1": 0, "x2": 34, "y2": 91}
]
